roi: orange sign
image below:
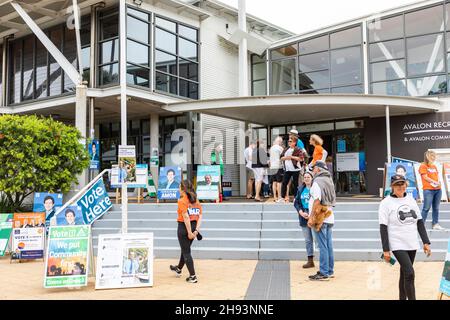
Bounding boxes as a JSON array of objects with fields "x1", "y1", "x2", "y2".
[{"x1": 13, "y1": 212, "x2": 45, "y2": 228}]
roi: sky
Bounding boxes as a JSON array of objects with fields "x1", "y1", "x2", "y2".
[{"x1": 206, "y1": 0, "x2": 423, "y2": 34}]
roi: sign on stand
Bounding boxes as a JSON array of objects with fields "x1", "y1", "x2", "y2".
[
  {"x1": 11, "y1": 213, "x2": 45, "y2": 260},
  {"x1": 0, "y1": 214, "x2": 13, "y2": 256}
]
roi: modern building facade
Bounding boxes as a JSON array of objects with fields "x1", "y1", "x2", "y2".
[{"x1": 1, "y1": 0, "x2": 450, "y2": 196}]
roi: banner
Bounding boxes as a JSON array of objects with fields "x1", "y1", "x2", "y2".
[
  {"x1": 95, "y1": 233, "x2": 154, "y2": 290},
  {"x1": 75, "y1": 178, "x2": 113, "y2": 224},
  {"x1": 112, "y1": 164, "x2": 148, "y2": 189},
  {"x1": 158, "y1": 166, "x2": 181, "y2": 200},
  {"x1": 147, "y1": 173, "x2": 157, "y2": 198},
  {"x1": 439, "y1": 238, "x2": 450, "y2": 297},
  {"x1": 196, "y1": 165, "x2": 220, "y2": 200},
  {"x1": 89, "y1": 139, "x2": 100, "y2": 170},
  {"x1": 55, "y1": 206, "x2": 84, "y2": 226},
  {"x1": 12, "y1": 213, "x2": 45, "y2": 260},
  {"x1": 44, "y1": 225, "x2": 90, "y2": 288},
  {"x1": 0, "y1": 214, "x2": 13, "y2": 256},
  {"x1": 33, "y1": 193, "x2": 63, "y2": 230},
  {"x1": 118, "y1": 145, "x2": 137, "y2": 184},
  {"x1": 383, "y1": 162, "x2": 418, "y2": 199}
]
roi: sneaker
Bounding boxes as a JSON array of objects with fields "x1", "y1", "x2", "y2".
[
  {"x1": 186, "y1": 275, "x2": 198, "y2": 283},
  {"x1": 170, "y1": 265, "x2": 182, "y2": 277},
  {"x1": 432, "y1": 224, "x2": 445, "y2": 231},
  {"x1": 329, "y1": 273, "x2": 335, "y2": 278},
  {"x1": 308, "y1": 271, "x2": 321, "y2": 279},
  {"x1": 309, "y1": 272, "x2": 329, "y2": 281}
]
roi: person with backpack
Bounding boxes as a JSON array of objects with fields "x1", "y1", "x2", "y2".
[{"x1": 170, "y1": 180, "x2": 203, "y2": 283}]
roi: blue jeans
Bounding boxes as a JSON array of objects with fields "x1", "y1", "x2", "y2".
[
  {"x1": 301, "y1": 226, "x2": 314, "y2": 257},
  {"x1": 421, "y1": 189, "x2": 442, "y2": 225},
  {"x1": 313, "y1": 223, "x2": 334, "y2": 277}
]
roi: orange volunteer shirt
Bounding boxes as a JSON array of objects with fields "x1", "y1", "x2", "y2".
[
  {"x1": 312, "y1": 145, "x2": 324, "y2": 164},
  {"x1": 177, "y1": 193, "x2": 203, "y2": 222},
  {"x1": 419, "y1": 163, "x2": 440, "y2": 190}
]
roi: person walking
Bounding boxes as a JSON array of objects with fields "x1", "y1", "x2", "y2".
[
  {"x1": 252, "y1": 140, "x2": 269, "y2": 202},
  {"x1": 379, "y1": 174, "x2": 432, "y2": 300},
  {"x1": 309, "y1": 134, "x2": 327, "y2": 169},
  {"x1": 308, "y1": 161, "x2": 336, "y2": 281},
  {"x1": 170, "y1": 180, "x2": 203, "y2": 283},
  {"x1": 280, "y1": 136, "x2": 302, "y2": 203},
  {"x1": 419, "y1": 150, "x2": 445, "y2": 230},
  {"x1": 244, "y1": 141, "x2": 256, "y2": 199},
  {"x1": 269, "y1": 136, "x2": 284, "y2": 202},
  {"x1": 294, "y1": 171, "x2": 315, "y2": 268}
]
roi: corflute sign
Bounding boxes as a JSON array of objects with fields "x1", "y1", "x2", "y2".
[{"x1": 76, "y1": 179, "x2": 112, "y2": 224}]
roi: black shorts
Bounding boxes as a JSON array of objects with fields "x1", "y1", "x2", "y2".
[{"x1": 269, "y1": 168, "x2": 284, "y2": 183}]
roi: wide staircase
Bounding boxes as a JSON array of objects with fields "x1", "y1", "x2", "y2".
[{"x1": 91, "y1": 202, "x2": 450, "y2": 261}]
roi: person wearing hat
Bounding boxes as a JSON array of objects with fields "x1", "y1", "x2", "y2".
[
  {"x1": 289, "y1": 129, "x2": 307, "y2": 152},
  {"x1": 378, "y1": 174, "x2": 431, "y2": 300}
]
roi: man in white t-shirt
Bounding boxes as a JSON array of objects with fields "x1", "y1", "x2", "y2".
[
  {"x1": 244, "y1": 141, "x2": 256, "y2": 199},
  {"x1": 269, "y1": 136, "x2": 284, "y2": 202}
]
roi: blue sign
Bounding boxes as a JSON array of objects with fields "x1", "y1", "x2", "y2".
[
  {"x1": 158, "y1": 166, "x2": 181, "y2": 200},
  {"x1": 89, "y1": 140, "x2": 100, "y2": 170},
  {"x1": 337, "y1": 140, "x2": 346, "y2": 153},
  {"x1": 359, "y1": 152, "x2": 366, "y2": 172},
  {"x1": 55, "y1": 205, "x2": 85, "y2": 226},
  {"x1": 76, "y1": 179, "x2": 112, "y2": 224},
  {"x1": 439, "y1": 239, "x2": 450, "y2": 297},
  {"x1": 384, "y1": 161, "x2": 418, "y2": 199}
]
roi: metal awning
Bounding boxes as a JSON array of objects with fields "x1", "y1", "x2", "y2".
[{"x1": 163, "y1": 94, "x2": 442, "y2": 126}]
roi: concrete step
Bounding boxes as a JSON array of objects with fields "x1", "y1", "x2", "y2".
[{"x1": 93, "y1": 219, "x2": 262, "y2": 229}]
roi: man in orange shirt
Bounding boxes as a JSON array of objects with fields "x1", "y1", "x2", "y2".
[{"x1": 419, "y1": 150, "x2": 445, "y2": 230}]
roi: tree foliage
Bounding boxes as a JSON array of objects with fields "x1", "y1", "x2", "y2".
[{"x1": 0, "y1": 115, "x2": 90, "y2": 211}]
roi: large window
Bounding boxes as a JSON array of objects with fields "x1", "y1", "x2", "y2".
[
  {"x1": 368, "y1": 4, "x2": 448, "y2": 96},
  {"x1": 154, "y1": 16, "x2": 199, "y2": 99},
  {"x1": 251, "y1": 54, "x2": 267, "y2": 95},
  {"x1": 98, "y1": 8, "x2": 119, "y2": 86},
  {"x1": 268, "y1": 25, "x2": 363, "y2": 95}
]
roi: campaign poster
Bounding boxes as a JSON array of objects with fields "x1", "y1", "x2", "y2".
[
  {"x1": 89, "y1": 139, "x2": 100, "y2": 170},
  {"x1": 118, "y1": 145, "x2": 137, "y2": 184},
  {"x1": 0, "y1": 214, "x2": 13, "y2": 256},
  {"x1": 33, "y1": 193, "x2": 63, "y2": 229},
  {"x1": 55, "y1": 206, "x2": 84, "y2": 226},
  {"x1": 383, "y1": 162, "x2": 418, "y2": 199},
  {"x1": 110, "y1": 165, "x2": 120, "y2": 189},
  {"x1": 439, "y1": 239, "x2": 450, "y2": 297},
  {"x1": 120, "y1": 164, "x2": 148, "y2": 189},
  {"x1": 12, "y1": 213, "x2": 45, "y2": 260},
  {"x1": 158, "y1": 166, "x2": 181, "y2": 200},
  {"x1": 444, "y1": 163, "x2": 450, "y2": 201},
  {"x1": 44, "y1": 225, "x2": 90, "y2": 288},
  {"x1": 95, "y1": 233, "x2": 153, "y2": 290},
  {"x1": 76, "y1": 178, "x2": 113, "y2": 225},
  {"x1": 196, "y1": 165, "x2": 220, "y2": 200}
]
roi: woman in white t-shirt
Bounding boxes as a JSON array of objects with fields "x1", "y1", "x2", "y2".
[{"x1": 378, "y1": 174, "x2": 431, "y2": 300}]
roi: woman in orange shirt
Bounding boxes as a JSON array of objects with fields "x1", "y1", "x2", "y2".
[
  {"x1": 309, "y1": 134, "x2": 324, "y2": 167},
  {"x1": 419, "y1": 151, "x2": 444, "y2": 230},
  {"x1": 170, "y1": 180, "x2": 203, "y2": 283}
]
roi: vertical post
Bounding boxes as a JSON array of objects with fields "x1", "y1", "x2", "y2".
[
  {"x1": 186, "y1": 112, "x2": 193, "y2": 181},
  {"x1": 75, "y1": 84, "x2": 88, "y2": 189},
  {"x1": 238, "y1": 0, "x2": 248, "y2": 97},
  {"x1": 121, "y1": 182, "x2": 128, "y2": 233},
  {"x1": 1, "y1": 38, "x2": 8, "y2": 107},
  {"x1": 72, "y1": 0, "x2": 83, "y2": 75},
  {"x1": 385, "y1": 105, "x2": 391, "y2": 163},
  {"x1": 150, "y1": 113, "x2": 159, "y2": 187},
  {"x1": 119, "y1": 0, "x2": 127, "y2": 145},
  {"x1": 89, "y1": 4, "x2": 98, "y2": 140},
  {"x1": 362, "y1": 20, "x2": 369, "y2": 95}
]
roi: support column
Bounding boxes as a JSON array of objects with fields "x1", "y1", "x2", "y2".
[
  {"x1": 1, "y1": 38, "x2": 8, "y2": 107},
  {"x1": 239, "y1": 121, "x2": 247, "y2": 196},
  {"x1": 150, "y1": 113, "x2": 159, "y2": 187},
  {"x1": 119, "y1": 0, "x2": 127, "y2": 145},
  {"x1": 385, "y1": 105, "x2": 391, "y2": 163},
  {"x1": 76, "y1": 84, "x2": 88, "y2": 189},
  {"x1": 186, "y1": 112, "x2": 193, "y2": 181}
]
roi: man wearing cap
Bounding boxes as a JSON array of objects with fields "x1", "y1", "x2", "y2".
[
  {"x1": 378, "y1": 174, "x2": 431, "y2": 300},
  {"x1": 289, "y1": 129, "x2": 307, "y2": 155},
  {"x1": 307, "y1": 160, "x2": 336, "y2": 281}
]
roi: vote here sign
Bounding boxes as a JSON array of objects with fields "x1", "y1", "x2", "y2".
[{"x1": 77, "y1": 179, "x2": 112, "y2": 225}]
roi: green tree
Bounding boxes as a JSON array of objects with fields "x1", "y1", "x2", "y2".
[{"x1": 0, "y1": 115, "x2": 90, "y2": 211}]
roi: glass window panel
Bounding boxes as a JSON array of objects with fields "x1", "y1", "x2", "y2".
[
  {"x1": 299, "y1": 51, "x2": 329, "y2": 73},
  {"x1": 371, "y1": 80, "x2": 407, "y2": 96},
  {"x1": 299, "y1": 70, "x2": 329, "y2": 90},
  {"x1": 100, "y1": 13, "x2": 119, "y2": 40},
  {"x1": 80, "y1": 19, "x2": 91, "y2": 47},
  {"x1": 100, "y1": 39, "x2": 119, "y2": 64},
  {"x1": 127, "y1": 64, "x2": 150, "y2": 87},
  {"x1": 271, "y1": 45, "x2": 297, "y2": 60},
  {"x1": 155, "y1": 50, "x2": 177, "y2": 75},
  {"x1": 369, "y1": 39, "x2": 404, "y2": 63},
  {"x1": 22, "y1": 37, "x2": 34, "y2": 101},
  {"x1": 155, "y1": 72, "x2": 177, "y2": 94},
  {"x1": 298, "y1": 35, "x2": 328, "y2": 55},
  {"x1": 155, "y1": 28, "x2": 176, "y2": 54},
  {"x1": 35, "y1": 40, "x2": 48, "y2": 99},
  {"x1": 405, "y1": 5, "x2": 444, "y2": 37},
  {"x1": 252, "y1": 79, "x2": 267, "y2": 96},
  {"x1": 447, "y1": 4, "x2": 450, "y2": 30},
  {"x1": 330, "y1": 26, "x2": 362, "y2": 49},
  {"x1": 408, "y1": 75, "x2": 447, "y2": 96},
  {"x1": 252, "y1": 54, "x2": 266, "y2": 64},
  {"x1": 371, "y1": 59, "x2": 405, "y2": 82},
  {"x1": 81, "y1": 47, "x2": 90, "y2": 70},
  {"x1": 127, "y1": 7, "x2": 149, "y2": 21},
  {"x1": 155, "y1": 17, "x2": 176, "y2": 32},
  {"x1": 127, "y1": 15, "x2": 149, "y2": 43},
  {"x1": 252, "y1": 62, "x2": 266, "y2": 80},
  {"x1": 49, "y1": 28, "x2": 62, "y2": 96},
  {"x1": 64, "y1": 29, "x2": 77, "y2": 93},
  {"x1": 179, "y1": 25, "x2": 197, "y2": 41},
  {"x1": 447, "y1": 32, "x2": 450, "y2": 51},
  {"x1": 336, "y1": 120, "x2": 364, "y2": 130},
  {"x1": 9, "y1": 41, "x2": 21, "y2": 104},
  {"x1": 270, "y1": 58, "x2": 297, "y2": 94},
  {"x1": 407, "y1": 34, "x2": 444, "y2": 76},
  {"x1": 179, "y1": 59, "x2": 198, "y2": 81},
  {"x1": 99, "y1": 63, "x2": 119, "y2": 85},
  {"x1": 331, "y1": 85, "x2": 363, "y2": 94},
  {"x1": 179, "y1": 79, "x2": 198, "y2": 99},
  {"x1": 330, "y1": 46, "x2": 362, "y2": 86},
  {"x1": 179, "y1": 38, "x2": 197, "y2": 61},
  {"x1": 127, "y1": 40, "x2": 149, "y2": 67},
  {"x1": 368, "y1": 15, "x2": 404, "y2": 42}
]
